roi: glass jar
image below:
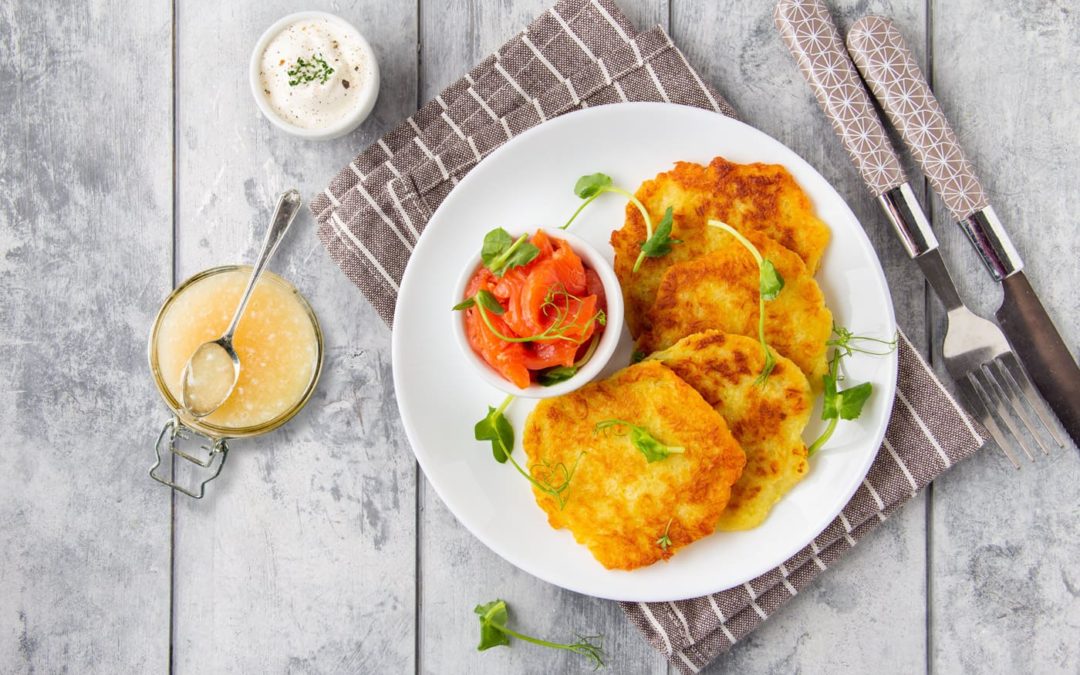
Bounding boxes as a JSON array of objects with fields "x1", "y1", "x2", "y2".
[{"x1": 147, "y1": 265, "x2": 324, "y2": 497}]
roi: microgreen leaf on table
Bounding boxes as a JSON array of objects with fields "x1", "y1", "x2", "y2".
[
  {"x1": 474, "y1": 599, "x2": 605, "y2": 669},
  {"x1": 475, "y1": 600, "x2": 512, "y2": 651}
]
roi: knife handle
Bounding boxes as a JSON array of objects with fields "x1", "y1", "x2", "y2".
[
  {"x1": 774, "y1": 0, "x2": 937, "y2": 258},
  {"x1": 847, "y1": 16, "x2": 1024, "y2": 280}
]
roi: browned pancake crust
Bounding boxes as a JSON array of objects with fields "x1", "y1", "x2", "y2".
[
  {"x1": 649, "y1": 331, "x2": 813, "y2": 530},
  {"x1": 522, "y1": 361, "x2": 746, "y2": 570},
  {"x1": 637, "y1": 230, "x2": 832, "y2": 386},
  {"x1": 611, "y1": 157, "x2": 831, "y2": 336}
]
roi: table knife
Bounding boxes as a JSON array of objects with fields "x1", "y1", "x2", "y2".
[{"x1": 846, "y1": 16, "x2": 1080, "y2": 446}]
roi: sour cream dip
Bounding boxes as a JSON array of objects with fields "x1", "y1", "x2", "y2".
[{"x1": 250, "y1": 12, "x2": 379, "y2": 139}]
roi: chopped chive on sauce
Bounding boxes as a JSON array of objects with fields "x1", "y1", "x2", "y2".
[{"x1": 287, "y1": 54, "x2": 335, "y2": 86}]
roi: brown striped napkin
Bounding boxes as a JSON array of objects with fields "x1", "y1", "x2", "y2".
[
  {"x1": 312, "y1": 0, "x2": 733, "y2": 324},
  {"x1": 310, "y1": 1, "x2": 986, "y2": 672},
  {"x1": 620, "y1": 333, "x2": 984, "y2": 672}
]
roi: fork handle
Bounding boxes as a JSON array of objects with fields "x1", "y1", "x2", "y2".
[
  {"x1": 774, "y1": 0, "x2": 938, "y2": 259},
  {"x1": 847, "y1": 16, "x2": 1023, "y2": 280},
  {"x1": 774, "y1": 0, "x2": 905, "y2": 197}
]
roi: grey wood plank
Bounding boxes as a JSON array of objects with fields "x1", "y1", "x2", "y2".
[
  {"x1": 415, "y1": 2, "x2": 668, "y2": 673},
  {"x1": 709, "y1": 496, "x2": 928, "y2": 675},
  {"x1": 927, "y1": 2, "x2": 1080, "y2": 673},
  {"x1": 168, "y1": 1, "x2": 418, "y2": 672},
  {"x1": 672, "y1": 1, "x2": 930, "y2": 672},
  {"x1": 0, "y1": 1, "x2": 173, "y2": 672}
]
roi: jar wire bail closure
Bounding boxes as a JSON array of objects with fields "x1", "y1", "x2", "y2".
[{"x1": 149, "y1": 417, "x2": 230, "y2": 499}]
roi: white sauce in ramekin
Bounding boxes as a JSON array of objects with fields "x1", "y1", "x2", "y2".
[{"x1": 258, "y1": 17, "x2": 371, "y2": 130}]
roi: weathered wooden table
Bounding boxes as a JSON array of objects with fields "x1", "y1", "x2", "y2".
[{"x1": 2, "y1": 1, "x2": 1077, "y2": 672}]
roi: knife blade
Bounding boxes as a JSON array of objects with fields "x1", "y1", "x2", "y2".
[
  {"x1": 846, "y1": 16, "x2": 1080, "y2": 446},
  {"x1": 997, "y1": 274, "x2": 1080, "y2": 445}
]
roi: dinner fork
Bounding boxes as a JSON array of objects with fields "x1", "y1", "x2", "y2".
[
  {"x1": 919, "y1": 251, "x2": 1063, "y2": 465},
  {"x1": 774, "y1": 0, "x2": 1064, "y2": 466}
]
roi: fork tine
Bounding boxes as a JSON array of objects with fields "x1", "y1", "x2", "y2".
[
  {"x1": 974, "y1": 366, "x2": 1035, "y2": 462},
  {"x1": 998, "y1": 352, "x2": 1067, "y2": 448},
  {"x1": 958, "y1": 374, "x2": 1020, "y2": 468},
  {"x1": 991, "y1": 358, "x2": 1050, "y2": 455}
]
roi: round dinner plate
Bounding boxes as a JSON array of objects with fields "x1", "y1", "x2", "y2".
[{"x1": 392, "y1": 103, "x2": 897, "y2": 601}]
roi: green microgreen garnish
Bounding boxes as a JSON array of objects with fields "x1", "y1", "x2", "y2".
[
  {"x1": 474, "y1": 600, "x2": 605, "y2": 669},
  {"x1": 807, "y1": 326, "x2": 898, "y2": 456},
  {"x1": 630, "y1": 349, "x2": 647, "y2": 364},
  {"x1": 538, "y1": 333, "x2": 601, "y2": 386},
  {"x1": 482, "y1": 227, "x2": 540, "y2": 277},
  {"x1": 656, "y1": 518, "x2": 673, "y2": 551},
  {"x1": 475, "y1": 396, "x2": 583, "y2": 509},
  {"x1": 638, "y1": 207, "x2": 678, "y2": 262},
  {"x1": 707, "y1": 219, "x2": 785, "y2": 384},
  {"x1": 286, "y1": 54, "x2": 335, "y2": 86},
  {"x1": 594, "y1": 419, "x2": 685, "y2": 462},
  {"x1": 475, "y1": 395, "x2": 515, "y2": 463},
  {"x1": 452, "y1": 288, "x2": 503, "y2": 313},
  {"x1": 560, "y1": 173, "x2": 680, "y2": 272},
  {"x1": 454, "y1": 286, "x2": 604, "y2": 346}
]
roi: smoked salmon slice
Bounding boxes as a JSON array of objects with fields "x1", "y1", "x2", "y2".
[{"x1": 461, "y1": 230, "x2": 605, "y2": 387}]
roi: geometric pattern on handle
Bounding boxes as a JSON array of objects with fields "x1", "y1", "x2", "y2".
[
  {"x1": 774, "y1": 0, "x2": 905, "y2": 197},
  {"x1": 848, "y1": 16, "x2": 990, "y2": 221}
]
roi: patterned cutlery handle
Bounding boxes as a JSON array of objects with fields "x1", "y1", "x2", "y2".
[
  {"x1": 847, "y1": 16, "x2": 1023, "y2": 278},
  {"x1": 774, "y1": 0, "x2": 936, "y2": 258}
]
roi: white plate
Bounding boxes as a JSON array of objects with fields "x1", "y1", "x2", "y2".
[{"x1": 392, "y1": 103, "x2": 897, "y2": 601}]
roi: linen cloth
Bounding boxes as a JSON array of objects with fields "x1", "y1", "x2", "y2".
[{"x1": 310, "y1": 1, "x2": 985, "y2": 671}]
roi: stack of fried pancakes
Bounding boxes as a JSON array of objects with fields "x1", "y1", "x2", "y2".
[{"x1": 524, "y1": 157, "x2": 832, "y2": 570}]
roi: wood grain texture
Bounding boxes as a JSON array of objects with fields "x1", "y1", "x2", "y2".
[
  {"x1": 0, "y1": 0, "x2": 173, "y2": 671},
  {"x1": 1, "y1": 1, "x2": 1077, "y2": 673},
  {"x1": 169, "y1": 1, "x2": 418, "y2": 672},
  {"x1": 672, "y1": 1, "x2": 930, "y2": 672},
  {"x1": 415, "y1": 2, "x2": 668, "y2": 673},
  {"x1": 713, "y1": 497, "x2": 927, "y2": 675},
  {"x1": 926, "y1": 2, "x2": 1080, "y2": 673}
]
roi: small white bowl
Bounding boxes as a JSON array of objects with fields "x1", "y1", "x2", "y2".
[
  {"x1": 249, "y1": 11, "x2": 380, "y2": 140},
  {"x1": 451, "y1": 231, "x2": 624, "y2": 399}
]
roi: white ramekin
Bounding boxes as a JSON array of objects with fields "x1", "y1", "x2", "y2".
[
  {"x1": 249, "y1": 11, "x2": 380, "y2": 141},
  {"x1": 451, "y1": 231, "x2": 624, "y2": 399}
]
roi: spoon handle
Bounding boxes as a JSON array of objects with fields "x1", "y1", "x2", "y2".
[{"x1": 223, "y1": 188, "x2": 303, "y2": 340}]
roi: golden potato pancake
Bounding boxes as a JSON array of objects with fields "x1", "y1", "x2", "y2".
[
  {"x1": 637, "y1": 230, "x2": 832, "y2": 386},
  {"x1": 611, "y1": 157, "x2": 831, "y2": 336},
  {"x1": 648, "y1": 331, "x2": 812, "y2": 530},
  {"x1": 522, "y1": 361, "x2": 746, "y2": 570}
]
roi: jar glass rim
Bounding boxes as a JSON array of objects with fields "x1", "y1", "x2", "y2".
[{"x1": 147, "y1": 265, "x2": 325, "y2": 438}]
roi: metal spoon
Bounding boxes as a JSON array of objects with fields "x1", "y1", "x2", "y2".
[{"x1": 180, "y1": 189, "x2": 303, "y2": 418}]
